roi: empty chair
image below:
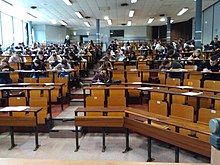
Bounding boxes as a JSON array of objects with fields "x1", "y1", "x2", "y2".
[
  {"x1": 183, "y1": 79, "x2": 201, "y2": 88},
  {"x1": 166, "y1": 78, "x2": 181, "y2": 86},
  {"x1": 85, "y1": 96, "x2": 105, "y2": 116},
  {"x1": 148, "y1": 100, "x2": 168, "y2": 116},
  {"x1": 109, "y1": 88, "x2": 125, "y2": 97},
  {"x1": 169, "y1": 103, "x2": 194, "y2": 136},
  {"x1": 150, "y1": 87, "x2": 167, "y2": 101},
  {"x1": 158, "y1": 72, "x2": 166, "y2": 84},
  {"x1": 138, "y1": 61, "x2": 149, "y2": 70},
  {"x1": 55, "y1": 77, "x2": 68, "y2": 96},
  {"x1": 29, "y1": 97, "x2": 48, "y2": 124},
  {"x1": 23, "y1": 78, "x2": 36, "y2": 83},
  {"x1": 39, "y1": 77, "x2": 53, "y2": 83},
  {"x1": 111, "y1": 70, "x2": 125, "y2": 82},
  {"x1": 189, "y1": 72, "x2": 202, "y2": 80},
  {"x1": 197, "y1": 108, "x2": 220, "y2": 142},
  {"x1": 10, "y1": 72, "x2": 19, "y2": 83},
  {"x1": 214, "y1": 99, "x2": 220, "y2": 110},
  {"x1": 8, "y1": 97, "x2": 27, "y2": 117},
  {"x1": 107, "y1": 96, "x2": 126, "y2": 116}
]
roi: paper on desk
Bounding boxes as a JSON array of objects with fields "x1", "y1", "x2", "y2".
[
  {"x1": 181, "y1": 92, "x2": 203, "y2": 96},
  {"x1": 132, "y1": 82, "x2": 142, "y2": 84},
  {"x1": 176, "y1": 86, "x2": 193, "y2": 89},
  {"x1": 137, "y1": 87, "x2": 153, "y2": 90},
  {"x1": 45, "y1": 83, "x2": 54, "y2": 85},
  {"x1": 0, "y1": 106, "x2": 30, "y2": 112}
]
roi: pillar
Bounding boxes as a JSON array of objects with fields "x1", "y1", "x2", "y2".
[
  {"x1": 194, "y1": 0, "x2": 202, "y2": 49},
  {"x1": 96, "y1": 19, "x2": 100, "y2": 45},
  {"x1": 166, "y1": 17, "x2": 171, "y2": 44}
]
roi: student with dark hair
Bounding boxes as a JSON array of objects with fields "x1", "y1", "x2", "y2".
[
  {"x1": 53, "y1": 59, "x2": 71, "y2": 78},
  {"x1": 31, "y1": 59, "x2": 46, "y2": 79},
  {"x1": 92, "y1": 68, "x2": 110, "y2": 83},
  {"x1": 0, "y1": 59, "x2": 14, "y2": 84},
  {"x1": 159, "y1": 59, "x2": 182, "y2": 78},
  {"x1": 197, "y1": 55, "x2": 220, "y2": 85}
]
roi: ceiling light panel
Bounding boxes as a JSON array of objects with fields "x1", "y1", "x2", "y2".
[
  {"x1": 75, "y1": 11, "x2": 83, "y2": 18},
  {"x1": 129, "y1": 10, "x2": 135, "y2": 17},
  {"x1": 177, "y1": 7, "x2": 189, "y2": 16}
]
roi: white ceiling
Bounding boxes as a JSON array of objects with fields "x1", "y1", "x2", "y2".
[{"x1": 0, "y1": 0, "x2": 218, "y2": 29}]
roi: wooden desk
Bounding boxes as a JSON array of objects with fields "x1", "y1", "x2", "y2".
[
  {"x1": 0, "y1": 86, "x2": 54, "y2": 120},
  {"x1": 0, "y1": 107, "x2": 42, "y2": 151},
  {"x1": 0, "y1": 83, "x2": 65, "y2": 110},
  {"x1": 124, "y1": 108, "x2": 211, "y2": 162},
  {"x1": 0, "y1": 159, "x2": 210, "y2": 165},
  {"x1": 75, "y1": 107, "x2": 125, "y2": 152}
]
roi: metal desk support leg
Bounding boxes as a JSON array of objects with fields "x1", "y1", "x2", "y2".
[{"x1": 123, "y1": 128, "x2": 132, "y2": 153}]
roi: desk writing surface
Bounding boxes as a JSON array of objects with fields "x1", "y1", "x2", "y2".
[
  {"x1": 0, "y1": 159, "x2": 210, "y2": 165},
  {"x1": 125, "y1": 108, "x2": 211, "y2": 135},
  {"x1": 0, "y1": 86, "x2": 54, "y2": 90},
  {"x1": 76, "y1": 107, "x2": 125, "y2": 112},
  {"x1": 0, "y1": 107, "x2": 42, "y2": 113}
]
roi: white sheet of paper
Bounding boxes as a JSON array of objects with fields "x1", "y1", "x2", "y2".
[
  {"x1": 181, "y1": 92, "x2": 202, "y2": 96},
  {"x1": 0, "y1": 106, "x2": 30, "y2": 112},
  {"x1": 137, "y1": 87, "x2": 153, "y2": 90}
]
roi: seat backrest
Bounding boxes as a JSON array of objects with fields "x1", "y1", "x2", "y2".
[
  {"x1": 149, "y1": 100, "x2": 168, "y2": 116},
  {"x1": 126, "y1": 71, "x2": 141, "y2": 82},
  {"x1": 138, "y1": 62, "x2": 149, "y2": 69},
  {"x1": 214, "y1": 99, "x2": 220, "y2": 110},
  {"x1": 111, "y1": 70, "x2": 125, "y2": 82},
  {"x1": 10, "y1": 72, "x2": 19, "y2": 83},
  {"x1": 198, "y1": 108, "x2": 220, "y2": 124},
  {"x1": 23, "y1": 78, "x2": 36, "y2": 83},
  {"x1": 107, "y1": 96, "x2": 126, "y2": 108},
  {"x1": 184, "y1": 65, "x2": 197, "y2": 70},
  {"x1": 183, "y1": 79, "x2": 201, "y2": 87},
  {"x1": 166, "y1": 78, "x2": 180, "y2": 86},
  {"x1": 39, "y1": 77, "x2": 53, "y2": 83},
  {"x1": 8, "y1": 97, "x2": 26, "y2": 106},
  {"x1": 204, "y1": 80, "x2": 220, "y2": 90},
  {"x1": 109, "y1": 89, "x2": 125, "y2": 96},
  {"x1": 170, "y1": 103, "x2": 194, "y2": 121},
  {"x1": 86, "y1": 96, "x2": 105, "y2": 107},
  {"x1": 189, "y1": 72, "x2": 202, "y2": 80},
  {"x1": 158, "y1": 72, "x2": 166, "y2": 84}
]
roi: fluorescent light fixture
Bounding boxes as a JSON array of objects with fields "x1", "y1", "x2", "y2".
[
  {"x1": 131, "y1": 0, "x2": 138, "y2": 3},
  {"x1": 147, "y1": 17, "x2": 154, "y2": 24},
  {"x1": 73, "y1": 32, "x2": 77, "y2": 36},
  {"x1": 129, "y1": 10, "x2": 135, "y2": 17},
  {"x1": 59, "y1": 20, "x2": 68, "y2": 26},
  {"x1": 177, "y1": 7, "x2": 188, "y2": 16},
  {"x1": 84, "y1": 21, "x2": 90, "y2": 27},
  {"x1": 107, "y1": 19, "x2": 112, "y2": 25},
  {"x1": 127, "y1": 20, "x2": 132, "y2": 26},
  {"x1": 75, "y1": 11, "x2": 83, "y2": 18},
  {"x1": 26, "y1": 12, "x2": 37, "y2": 18},
  {"x1": 87, "y1": 32, "x2": 90, "y2": 35},
  {"x1": 104, "y1": 16, "x2": 109, "y2": 20},
  {"x1": 1, "y1": 0, "x2": 13, "y2": 6},
  {"x1": 170, "y1": 19, "x2": 174, "y2": 23},
  {"x1": 63, "y1": 0, "x2": 72, "y2": 5},
  {"x1": 51, "y1": 20, "x2": 57, "y2": 24},
  {"x1": 160, "y1": 17, "x2": 165, "y2": 22}
]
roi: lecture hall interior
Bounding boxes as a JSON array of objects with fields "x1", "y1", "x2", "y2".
[{"x1": 0, "y1": 0, "x2": 220, "y2": 165}]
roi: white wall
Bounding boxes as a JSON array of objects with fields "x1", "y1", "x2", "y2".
[
  {"x1": 71, "y1": 25, "x2": 152, "y2": 44},
  {"x1": 202, "y1": 1, "x2": 220, "y2": 45},
  {"x1": 45, "y1": 25, "x2": 67, "y2": 44},
  {"x1": 33, "y1": 24, "x2": 68, "y2": 44}
]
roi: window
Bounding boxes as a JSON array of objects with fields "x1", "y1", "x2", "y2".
[
  {"x1": 1, "y1": 12, "x2": 13, "y2": 47},
  {"x1": 13, "y1": 18, "x2": 24, "y2": 45}
]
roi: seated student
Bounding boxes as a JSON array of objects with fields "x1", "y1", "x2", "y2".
[
  {"x1": 9, "y1": 51, "x2": 27, "y2": 63},
  {"x1": 31, "y1": 59, "x2": 46, "y2": 79},
  {"x1": 159, "y1": 59, "x2": 183, "y2": 78},
  {"x1": 98, "y1": 61, "x2": 113, "y2": 70},
  {"x1": 53, "y1": 59, "x2": 72, "y2": 78},
  {"x1": 0, "y1": 59, "x2": 14, "y2": 84},
  {"x1": 187, "y1": 49, "x2": 203, "y2": 66},
  {"x1": 47, "y1": 53, "x2": 62, "y2": 67},
  {"x1": 33, "y1": 50, "x2": 47, "y2": 63},
  {"x1": 92, "y1": 68, "x2": 110, "y2": 83},
  {"x1": 165, "y1": 49, "x2": 180, "y2": 60}
]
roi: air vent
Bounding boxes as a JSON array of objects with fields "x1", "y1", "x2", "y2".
[
  {"x1": 160, "y1": 14, "x2": 165, "y2": 17},
  {"x1": 121, "y1": 23, "x2": 126, "y2": 26},
  {"x1": 121, "y1": 3, "x2": 128, "y2": 6},
  {"x1": 85, "y1": 16, "x2": 91, "y2": 19},
  {"x1": 30, "y1": 6, "x2": 37, "y2": 9}
]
